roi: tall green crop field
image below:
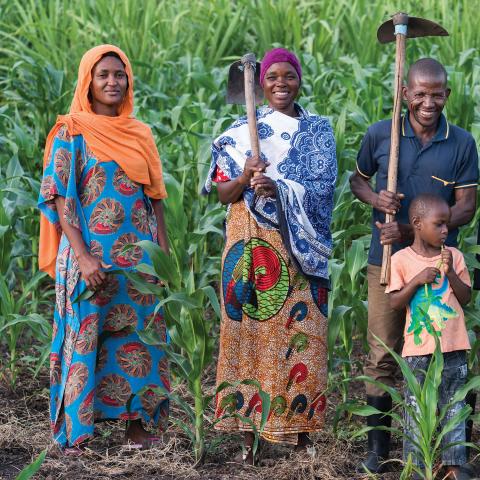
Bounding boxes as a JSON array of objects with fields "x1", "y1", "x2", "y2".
[{"x1": 1, "y1": 0, "x2": 479, "y2": 477}]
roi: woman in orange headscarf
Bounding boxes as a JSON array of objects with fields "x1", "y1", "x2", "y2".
[{"x1": 38, "y1": 45, "x2": 169, "y2": 451}]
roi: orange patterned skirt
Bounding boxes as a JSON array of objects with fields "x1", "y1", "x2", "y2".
[{"x1": 214, "y1": 201, "x2": 328, "y2": 444}]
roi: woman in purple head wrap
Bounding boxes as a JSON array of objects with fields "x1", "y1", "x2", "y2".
[{"x1": 205, "y1": 47, "x2": 337, "y2": 462}]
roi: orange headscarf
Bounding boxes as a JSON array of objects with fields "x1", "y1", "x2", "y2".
[{"x1": 39, "y1": 44, "x2": 167, "y2": 278}]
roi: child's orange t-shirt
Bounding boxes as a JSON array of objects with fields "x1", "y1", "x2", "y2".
[{"x1": 385, "y1": 246, "x2": 471, "y2": 357}]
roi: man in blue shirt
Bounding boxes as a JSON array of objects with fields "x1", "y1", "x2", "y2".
[{"x1": 350, "y1": 58, "x2": 478, "y2": 474}]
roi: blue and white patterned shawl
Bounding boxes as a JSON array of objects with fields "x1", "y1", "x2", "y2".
[{"x1": 205, "y1": 104, "x2": 337, "y2": 284}]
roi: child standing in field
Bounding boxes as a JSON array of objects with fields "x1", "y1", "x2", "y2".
[{"x1": 386, "y1": 193, "x2": 472, "y2": 480}]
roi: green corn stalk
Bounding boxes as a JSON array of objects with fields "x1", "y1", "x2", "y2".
[
  {"x1": 0, "y1": 181, "x2": 49, "y2": 385},
  {"x1": 344, "y1": 334, "x2": 480, "y2": 479},
  {"x1": 214, "y1": 378, "x2": 271, "y2": 461},
  {"x1": 122, "y1": 238, "x2": 216, "y2": 464},
  {"x1": 121, "y1": 234, "x2": 220, "y2": 462},
  {"x1": 124, "y1": 240, "x2": 270, "y2": 464},
  {"x1": 328, "y1": 174, "x2": 369, "y2": 408}
]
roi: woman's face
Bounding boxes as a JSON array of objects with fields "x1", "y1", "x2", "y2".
[
  {"x1": 263, "y1": 62, "x2": 300, "y2": 114},
  {"x1": 89, "y1": 56, "x2": 128, "y2": 116}
]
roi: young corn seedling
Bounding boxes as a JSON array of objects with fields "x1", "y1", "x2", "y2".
[
  {"x1": 0, "y1": 183, "x2": 49, "y2": 386},
  {"x1": 346, "y1": 334, "x2": 480, "y2": 479},
  {"x1": 124, "y1": 241, "x2": 269, "y2": 464},
  {"x1": 122, "y1": 240, "x2": 216, "y2": 464}
]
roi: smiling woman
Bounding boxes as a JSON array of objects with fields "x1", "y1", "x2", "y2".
[
  {"x1": 262, "y1": 61, "x2": 300, "y2": 117},
  {"x1": 205, "y1": 48, "x2": 337, "y2": 463},
  {"x1": 38, "y1": 45, "x2": 170, "y2": 453},
  {"x1": 89, "y1": 53, "x2": 128, "y2": 116}
]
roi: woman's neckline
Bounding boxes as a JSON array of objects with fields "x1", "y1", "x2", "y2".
[{"x1": 263, "y1": 103, "x2": 304, "y2": 119}]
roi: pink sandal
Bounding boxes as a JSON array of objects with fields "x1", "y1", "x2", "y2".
[
  {"x1": 63, "y1": 445, "x2": 86, "y2": 456},
  {"x1": 124, "y1": 435, "x2": 163, "y2": 450}
]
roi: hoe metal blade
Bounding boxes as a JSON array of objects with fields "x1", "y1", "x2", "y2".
[
  {"x1": 226, "y1": 58, "x2": 264, "y2": 105},
  {"x1": 377, "y1": 14, "x2": 449, "y2": 44}
]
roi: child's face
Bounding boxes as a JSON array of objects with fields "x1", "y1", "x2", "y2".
[{"x1": 416, "y1": 203, "x2": 450, "y2": 248}]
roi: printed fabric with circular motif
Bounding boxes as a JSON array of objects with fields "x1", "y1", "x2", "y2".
[{"x1": 222, "y1": 238, "x2": 290, "y2": 321}]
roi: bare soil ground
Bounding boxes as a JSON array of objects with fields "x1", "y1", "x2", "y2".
[{"x1": 1, "y1": 357, "x2": 478, "y2": 479}]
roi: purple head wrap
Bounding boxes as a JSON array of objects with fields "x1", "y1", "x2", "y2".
[{"x1": 260, "y1": 48, "x2": 302, "y2": 87}]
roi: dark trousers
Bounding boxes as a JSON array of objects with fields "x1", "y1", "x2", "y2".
[{"x1": 403, "y1": 351, "x2": 468, "y2": 467}]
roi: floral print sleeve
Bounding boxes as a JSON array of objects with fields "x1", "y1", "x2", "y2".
[
  {"x1": 213, "y1": 166, "x2": 230, "y2": 183},
  {"x1": 38, "y1": 126, "x2": 84, "y2": 230}
]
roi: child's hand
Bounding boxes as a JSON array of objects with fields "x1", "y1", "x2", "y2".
[
  {"x1": 441, "y1": 248, "x2": 453, "y2": 274},
  {"x1": 415, "y1": 267, "x2": 440, "y2": 285}
]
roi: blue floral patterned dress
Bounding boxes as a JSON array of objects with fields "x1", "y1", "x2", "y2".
[{"x1": 39, "y1": 126, "x2": 169, "y2": 447}]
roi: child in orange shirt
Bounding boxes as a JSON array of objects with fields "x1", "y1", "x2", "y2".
[{"x1": 386, "y1": 193, "x2": 471, "y2": 479}]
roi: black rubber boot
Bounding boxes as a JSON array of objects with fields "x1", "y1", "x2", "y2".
[
  {"x1": 458, "y1": 392, "x2": 477, "y2": 478},
  {"x1": 465, "y1": 391, "x2": 476, "y2": 461},
  {"x1": 356, "y1": 395, "x2": 392, "y2": 474}
]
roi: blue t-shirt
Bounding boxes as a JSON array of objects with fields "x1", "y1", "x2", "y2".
[{"x1": 357, "y1": 113, "x2": 479, "y2": 266}]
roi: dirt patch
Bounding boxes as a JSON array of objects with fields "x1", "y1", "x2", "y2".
[{"x1": 1, "y1": 359, "x2": 478, "y2": 479}]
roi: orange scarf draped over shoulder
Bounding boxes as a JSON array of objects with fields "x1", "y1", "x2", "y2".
[{"x1": 39, "y1": 44, "x2": 167, "y2": 278}]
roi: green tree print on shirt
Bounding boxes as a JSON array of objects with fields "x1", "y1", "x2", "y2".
[{"x1": 408, "y1": 275, "x2": 458, "y2": 346}]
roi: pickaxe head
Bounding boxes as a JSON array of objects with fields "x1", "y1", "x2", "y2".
[
  {"x1": 226, "y1": 53, "x2": 264, "y2": 105},
  {"x1": 377, "y1": 12, "x2": 449, "y2": 44}
]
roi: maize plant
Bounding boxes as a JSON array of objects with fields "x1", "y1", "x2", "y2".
[
  {"x1": 122, "y1": 240, "x2": 216, "y2": 463},
  {"x1": 126, "y1": 240, "x2": 269, "y2": 464},
  {"x1": 328, "y1": 171, "x2": 369, "y2": 407},
  {"x1": 0, "y1": 171, "x2": 51, "y2": 385},
  {"x1": 345, "y1": 336, "x2": 480, "y2": 479},
  {"x1": 14, "y1": 449, "x2": 47, "y2": 480}
]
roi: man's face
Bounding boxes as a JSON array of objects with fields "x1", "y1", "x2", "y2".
[{"x1": 402, "y1": 74, "x2": 450, "y2": 130}]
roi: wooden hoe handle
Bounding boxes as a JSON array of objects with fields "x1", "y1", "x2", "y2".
[
  {"x1": 242, "y1": 54, "x2": 261, "y2": 159},
  {"x1": 380, "y1": 14, "x2": 407, "y2": 286},
  {"x1": 241, "y1": 53, "x2": 265, "y2": 195}
]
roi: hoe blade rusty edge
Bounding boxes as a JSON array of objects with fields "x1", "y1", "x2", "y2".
[
  {"x1": 377, "y1": 16, "x2": 449, "y2": 44},
  {"x1": 226, "y1": 60, "x2": 264, "y2": 105}
]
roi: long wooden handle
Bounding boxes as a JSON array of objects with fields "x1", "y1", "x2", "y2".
[
  {"x1": 243, "y1": 60, "x2": 261, "y2": 159},
  {"x1": 380, "y1": 22, "x2": 406, "y2": 286},
  {"x1": 242, "y1": 55, "x2": 266, "y2": 196}
]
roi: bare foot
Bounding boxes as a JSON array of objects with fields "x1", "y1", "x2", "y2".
[
  {"x1": 125, "y1": 419, "x2": 161, "y2": 449},
  {"x1": 234, "y1": 432, "x2": 256, "y2": 465},
  {"x1": 295, "y1": 432, "x2": 313, "y2": 450}
]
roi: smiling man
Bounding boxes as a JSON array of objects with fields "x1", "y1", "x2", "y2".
[{"x1": 350, "y1": 58, "x2": 479, "y2": 474}]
